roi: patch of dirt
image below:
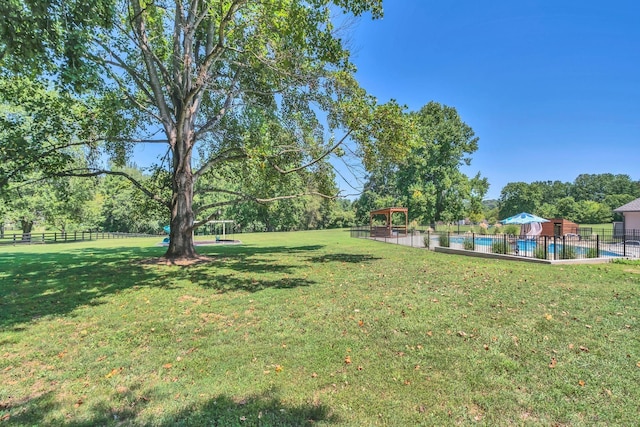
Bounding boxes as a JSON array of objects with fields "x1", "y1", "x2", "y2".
[
  {"x1": 138, "y1": 256, "x2": 215, "y2": 266},
  {"x1": 624, "y1": 268, "x2": 640, "y2": 274}
]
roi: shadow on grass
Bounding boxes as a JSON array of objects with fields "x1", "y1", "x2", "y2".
[
  {"x1": 0, "y1": 244, "x2": 329, "y2": 329},
  {"x1": 3, "y1": 389, "x2": 337, "y2": 426},
  {"x1": 307, "y1": 253, "x2": 382, "y2": 264},
  {"x1": 0, "y1": 246, "x2": 164, "y2": 330}
]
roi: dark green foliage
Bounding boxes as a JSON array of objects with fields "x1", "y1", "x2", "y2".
[
  {"x1": 463, "y1": 237, "x2": 474, "y2": 250},
  {"x1": 560, "y1": 245, "x2": 577, "y2": 260},
  {"x1": 498, "y1": 174, "x2": 640, "y2": 223},
  {"x1": 534, "y1": 246, "x2": 548, "y2": 260},
  {"x1": 492, "y1": 240, "x2": 508, "y2": 254},
  {"x1": 585, "y1": 247, "x2": 598, "y2": 259},
  {"x1": 439, "y1": 233, "x2": 450, "y2": 247}
]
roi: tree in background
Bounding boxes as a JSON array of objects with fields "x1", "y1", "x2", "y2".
[
  {"x1": 98, "y1": 167, "x2": 168, "y2": 234},
  {"x1": 571, "y1": 174, "x2": 640, "y2": 202},
  {"x1": 397, "y1": 102, "x2": 484, "y2": 224},
  {"x1": 43, "y1": 175, "x2": 102, "y2": 234},
  {"x1": 1, "y1": 0, "x2": 412, "y2": 260},
  {"x1": 497, "y1": 174, "x2": 639, "y2": 223},
  {"x1": 498, "y1": 182, "x2": 543, "y2": 219},
  {"x1": 3, "y1": 175, "x2": 50, "y2": 235},
  {"x1": 357, "y1": 101, "x2": 486, "y2": 225}
]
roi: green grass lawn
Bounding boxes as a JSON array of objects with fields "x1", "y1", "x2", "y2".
[{"x1": 1, "y1": 230, "x2": 639, "y2": 426}]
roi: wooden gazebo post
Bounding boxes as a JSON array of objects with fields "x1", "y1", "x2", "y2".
[{"x1": 370, "y1": 207, "x2": 408, "y2": 237}]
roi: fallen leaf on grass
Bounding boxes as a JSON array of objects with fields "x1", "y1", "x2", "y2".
[
  {"x1": 275, "y1": 365, "x2": 283, "y2": 373},
  {"x1": 578, "y1": 380, "x2": 585, "y2": 387},
  {"x1": 549, "y1": 358, "x2": 557, "y2": 368},
  {"x1": 544, "y1": 313, "x2": 553, "y2": 320},
  {"x1": 344, "y1": 356, "x2": 352, "y2": 364},
  {"x1": 163, "y1": 363, "x2": 172, "y2": 369},
  {"x1": 311, "y1": 372, "x2": 318, "y2": 378},
  {"x1": 579, "y1": 346, "x2": 589, "y2": 353},
  {"x1": 105, "y1": 367, "x2": 123, "y2": 378}
]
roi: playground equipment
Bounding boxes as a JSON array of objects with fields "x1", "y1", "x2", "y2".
[{"x1": 160, "y1": 220, "x2": 238, "y2": 246}]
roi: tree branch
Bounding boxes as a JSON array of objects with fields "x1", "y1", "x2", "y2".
[
  {"x1": 130, "y1": 0, "x2": 175, "y2": 139},
  {"x1": 52, "y1": 168, "x2": 171, "y2": 209},
  {"x1": 193, "y1": 147, "x2": 246, "y2": 179},
  {"x1": 268, "y1": 130, "x2": 352, "y2": 175}
]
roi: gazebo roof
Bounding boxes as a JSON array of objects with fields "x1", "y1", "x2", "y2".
[{"x1": 370, "y1": 207, "x2": 408, "y2": 216}]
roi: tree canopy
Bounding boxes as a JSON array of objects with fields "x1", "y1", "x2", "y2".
[
  {"x1": 498, "y1": 174, "x2": 640, "y2": 223},
  {"x1": 356, "y1": 101, "x2": 487, "y2": 225}
]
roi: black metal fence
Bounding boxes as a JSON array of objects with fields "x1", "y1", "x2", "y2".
[
  {"x1": 350, "y1": 226, "x2": 640, "y2": 260},
  {"x1": 0, "y1": 231, "x2": 155, "y2": 246}
]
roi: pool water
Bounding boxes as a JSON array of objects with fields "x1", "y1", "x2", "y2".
[
  {"x1": 450, "y1": 236, "x2": 535, "y2": 252},
  {"x1": 449, "y1": 236, "x2": 622, "y2": 258}
]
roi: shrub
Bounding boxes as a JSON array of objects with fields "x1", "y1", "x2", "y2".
[
  {"x1": 503, "y1": 225, "x2": 519, "y2": 236},
  {"x1": 439, "y1": 233, "x2": 450, "y2": 248},
  {"x1": 585, "y1": 247, "x2": 598, "y2": 258},
  {"x1": 423, "y1": 234, "x2": 431, "y2": 249},
  {"x1": 479, "y1": 223, "x2": 488, "y2": 235},
  {"x1": 492, "y1": 240, "x2": 508, "y2": 254},
  {"x1": 534, "y1": 246, "x2": 547, "y2": 260},
  {"x1": 560, "y1": 245, "x2": 577, "y2": 260},
  {"x1": 463, "y1": 237, "x2": 474, "y2": 250}
]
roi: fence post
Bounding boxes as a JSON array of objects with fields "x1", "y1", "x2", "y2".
[
  {"x1": 13, "y1": 234, "x2": 16, "y2": 245},
  {"x1": 596, "y1": 234, "x2": 600, "y2": 258},
  {"x1": 472, "y1": 232, "x2": 475, "y2": 251},
  {"x1": 544, "y1": 235, "x2": 548, "y2": 259},
  {"x1": 74, "y1": 231, "x2": 77, "y2": 241},
  {"x1": 553, "y1": 235, "x2": 557, "y2": 260}
]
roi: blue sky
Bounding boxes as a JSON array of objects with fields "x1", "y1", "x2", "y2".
[{"x1": 340, "y1": 0, "x2": 640, "y2": 199}]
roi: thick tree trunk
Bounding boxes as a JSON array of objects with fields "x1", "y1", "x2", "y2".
[
  {"x1": 21, "y1": 219, "x2": 33, "y2": 242},
  {"x1": 21, "y1": 219, "x2": 33, "y2": 234},
  {"x1": 164, "y1": 133, "x2": 198, "y2": 260}
]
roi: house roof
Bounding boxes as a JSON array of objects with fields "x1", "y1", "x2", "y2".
[{"x1": 613, "y1": 197, "x2": 640, "y2": 213}]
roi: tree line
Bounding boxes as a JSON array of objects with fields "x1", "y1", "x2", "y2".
[
  {"x1": 0, "y1": 167, "x2": 361, "y2": 236},
  {"x1": 492, "y1": 174, "x2": 640, "y2": 224}
]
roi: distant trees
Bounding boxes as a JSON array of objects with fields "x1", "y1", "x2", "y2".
[
  {"x1": 497, "y1": 174, "x2": 640, "y2": 223},
  {"x1": 355, "y1": 101, "x2": 487, "y2": 225}
]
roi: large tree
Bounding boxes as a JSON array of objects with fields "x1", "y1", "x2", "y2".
[
  {"x1": 1, "y1": 0, "x2": 409, "y2": 260},
  {"x1": 390, "y1": 101, "x2": 485, "y2": 224},
  {"x1": 498, "y1": 181, "x2": 543, "y2": 219}
]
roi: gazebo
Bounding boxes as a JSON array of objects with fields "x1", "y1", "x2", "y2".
[{"x1": 370, "y1": 207, "x2": 408, "y2": 238}]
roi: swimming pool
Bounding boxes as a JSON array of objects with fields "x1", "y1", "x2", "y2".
[
  {"x1": 449, "y1": 236, "x2": 623, "y2": 258},
  {"x1": 450, "y1": 236, "x2": 536, "y2": 252}
]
